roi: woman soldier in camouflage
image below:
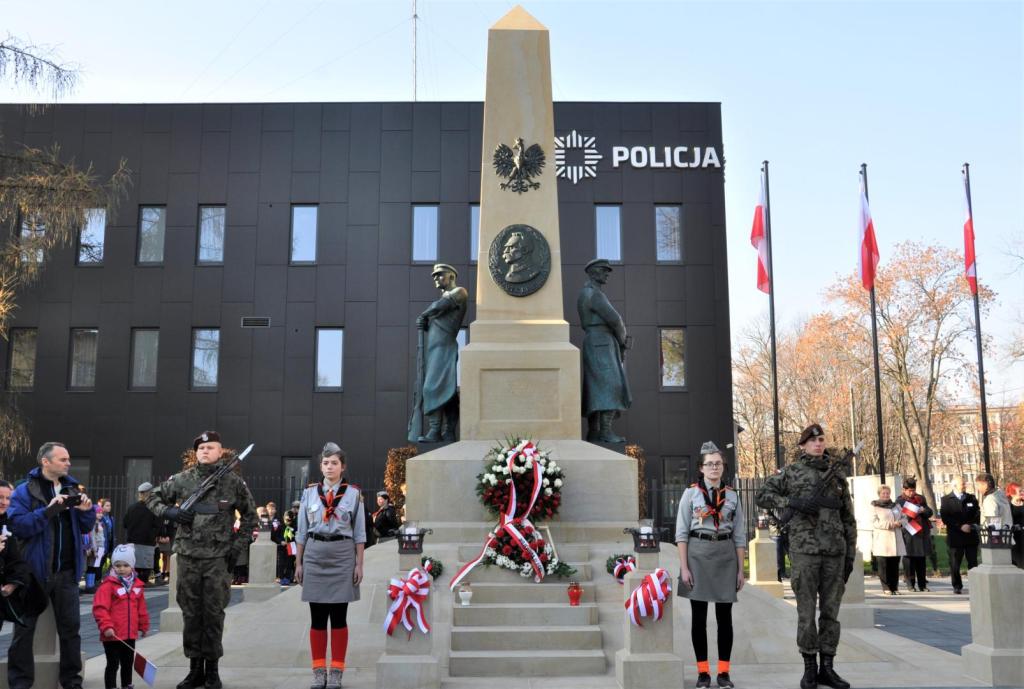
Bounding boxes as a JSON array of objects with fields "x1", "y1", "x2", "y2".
[{"x1": 295, "y1": 443, "x2": 366, "y2": 689}]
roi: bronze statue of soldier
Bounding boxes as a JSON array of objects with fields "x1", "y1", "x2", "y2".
[
  {"x1": 578, "y1": 259, "x2": 632, "y2": 442},
  {"x1": 409, "y1": 264, "x2": 468, "y2": 443}
]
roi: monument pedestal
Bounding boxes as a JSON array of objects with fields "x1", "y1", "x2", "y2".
[
  {"x1": 243, "y1": 533, "x2": 281, "y2": 602},
  {"x1": 747, "y1": 528, "x2": 784, "y2": 598},
  {"x1": 615, "y1": 562, "x2": 684, "y2": 689},
  {"x1": 375, "y1": 555, "x2": 439, "y2": 689},
  {"x1": 0, "y1": 605, "x2": 59, "y2": 689},
  {"x1": 160, "y1": 552, "x2": 183, "y2": 632},
  {"x1": 961, "y1": 546, "x2": 1024, "y2": 687},
  {"x1": 838, "y1": 549, "x2": 873, "y2": 628}
]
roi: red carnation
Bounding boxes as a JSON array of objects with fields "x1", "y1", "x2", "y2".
[
  {"x1": 502, "y1": 545, "x2": 513, "y2": 556},
  {"x1": 534, "y1": 539, "x2": 545, "y2": 549},
  {"x1": 496, "y1": 526, "x2": 506, "y2": 537},
  {"x1": 524, "y1": 525, "x2": 534, "y2": 535},
  {"x1": 539, "y1": 554, "x2": 549, "y2": 563}
]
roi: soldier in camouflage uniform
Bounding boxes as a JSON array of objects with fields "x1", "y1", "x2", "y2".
[
  {"x1": 147, "y1": 431, "x2": 257, "y2": 689},
  {"x1": 756, "y1": 424, "x2": 856, "y2": 689}
]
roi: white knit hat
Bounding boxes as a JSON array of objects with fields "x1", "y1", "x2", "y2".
[{"x1": 111, "y1": 544, "x2": 136, "y2": 568}]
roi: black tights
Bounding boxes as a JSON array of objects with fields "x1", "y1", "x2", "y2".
[
  {"x1": 690, "y1": 600, "x2": 733, "y2": 663},
  {"x1": 103, "y1": 639, "x2": 135, "y2": 689},
  {"x1": 309, "y1": 602, "x2": 349, "y2": 630}
]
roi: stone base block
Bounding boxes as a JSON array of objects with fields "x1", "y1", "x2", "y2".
[
  {"x1": 962, "y1": 643, "x2": 1024, "y2": 687},
  {"x1": 615, "y1": 649, "x2": 684, "y2": 689},
  {"x1": 160, "y1": 606, "x2": 184, "y2": 632},
  {"x1": 375, "y1": 654, "x2": 439, "y2": 689},
  {"x1": 837, "y1": 603, "x2": 874, "y2": 628},
  {"x1": 750, "y1": 580, "x2": 785, "y2": 598},
  {"x1": 242, "y1": 583, "x2": 282, "y2": 602},
  {"x1": 0, "y1": 659, "x2": 59, "y2": 689}
]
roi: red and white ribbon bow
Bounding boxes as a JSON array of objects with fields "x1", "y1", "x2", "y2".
[
  {"x1": 625, "y1": 568, "x2": 671, "y2": 627},
  {"x1": 613, "y1": 556, "x2": 637, "y2": 584},
  {"x1": 450, "y1": 441, "x2": 546, "y2": 589},
  {"x1": 384, "y1": 567, "x2": 431, "y2": 636}
]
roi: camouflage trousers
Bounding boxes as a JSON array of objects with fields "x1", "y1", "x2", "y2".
[
  {"x1": 178, "y1": 555, "x2": 231, "y2": 660},
  {"x1": 790, "y1": 551, "x2": 846, "y2": 655}
]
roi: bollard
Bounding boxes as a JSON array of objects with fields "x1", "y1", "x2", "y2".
[
  {"x1": 961, "y1": 539, "x2": 1024, "y2": 686},
  {"x1": 160, "y1": 552, "x2": 183, "y2": 632},
  {"x1": 747, "y1": 527, "x2": 784, "y2": 598},
  {"x1": 375, "y1": 555, "x2": 440, "y2": 689},
  {"x1": 243, "y1": 532, "x2": 281, "y2": 602},
  {"x1": 614, "y1": 558, "x2": 684, "y2": 689},
  {"x1": 838, "y1": 549, "x2": 873, "y2": 628}
]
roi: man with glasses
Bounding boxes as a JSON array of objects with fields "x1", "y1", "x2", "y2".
[{"x1": 756, "y1": 424, "x2": 857, "y2": 689}]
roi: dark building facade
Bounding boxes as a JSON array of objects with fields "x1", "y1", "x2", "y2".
[{"x1": 0, "y1": 101, "x2": 731, "y2": 508}]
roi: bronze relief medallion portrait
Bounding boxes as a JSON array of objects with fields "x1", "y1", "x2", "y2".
[{"x1": 488, "y1": 224, "x2": 551, "y2": 297}]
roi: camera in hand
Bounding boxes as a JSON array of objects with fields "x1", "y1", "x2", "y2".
[{"x1": 61, "y1": 488, "x2": 84, "y2": 507}]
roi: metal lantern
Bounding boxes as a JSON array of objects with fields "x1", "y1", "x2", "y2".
[
  {"x1": 625, "y1": 520, "x2": 660, "y2": 553},
  {"x1": 397, "y1": 523, "x2": 433, "y2": 554},
  {"x1": 979, "y1": 525, "x2": 1014, "y2": 549}
]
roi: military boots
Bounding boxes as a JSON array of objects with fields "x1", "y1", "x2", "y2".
[
  {"x1": 204, "y1": 659, "x2": 222, "y2": 689},
  {"x1": 799, "y1": 653, "x2": 818, "y2": 689},
  {"x1": 417, "y1": 413, "x2": 442, "y2": 443},
  {"x1": 817, "y1": 654, "x2": 850, "y2": 689},
  {"x1": 598, "y1": 411, "x2": 625, "y2": 443},
  {"x1": 177, "y1": 658, "x2": 205, "y2": 689}
]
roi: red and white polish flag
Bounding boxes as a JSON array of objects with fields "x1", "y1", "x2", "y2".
[
  {"x1": 963, "y1": 176, "x2": 978, "y2": 296},
  {"x1": 859, "y1": 177, "x2": 880, "y2": 291},
  {"x1": 750, "y1": 173, "x2": 770, "y2": 294}
]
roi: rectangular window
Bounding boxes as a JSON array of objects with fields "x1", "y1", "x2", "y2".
[
  {"x1": 69, "y1": 328, "x2": 99, "y2": 390},
  {"x1": 130, "y1": 329, "x2": 160, "y2": 389},
  {"x1": 412, "y1": 205, "x2": 438, "y2": 262},
  {"x1": 469, "y1": 204, "x2": 480, "y2": 263},
  {"x1": 283, "y1": 458, "x2": 312, "y2": 508},
  {"x1": 78, "y1": 208, "x2": 106, "y2": 265},
  {"x1": 197, "y1": 206, "x2": 226, "y2": 264},
  {"x1": 659, "y1": 327, "x2": 686, "y2": 388},
  {"x1": 138, "y1": 206, "x2": 166, "y2": 264},
  {"x1": 595, "y1": 205, "x2": 621, "y2": 262},
  {"x1": 20, "y1": 215, "x2": 45, "y2": 264},
  {"x1": 661, "y1": 456, "x2": 693, "y2": 522},
  {"x1": 124, "y1": 458, "x2": 152, "y2": 510},
  {"x1": 315, "y1": 328, "x2": 344, "y2": 390},
  {"x1": 191, "y1": 328, "x2": 220, "y2": 389},
  {"x1": 290, "y1": 205, "x2": 317, "y2": 264},
  {"x1": 7, "y1": 328, "x2": 37, "y2": 390},
  {"x1": 73, "y1": 458, "x2": 91, "y2": 488},
  {"x1": 655, "y1": 205, "x2": 682, "y2": 262}
]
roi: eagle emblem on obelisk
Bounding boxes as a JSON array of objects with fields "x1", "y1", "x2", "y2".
[{"x1": 493, "y1": 137, "x2": 545, "y2": 193}]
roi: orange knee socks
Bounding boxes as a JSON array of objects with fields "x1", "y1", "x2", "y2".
[
  {"x1": 718, "y1": 660, "x2": 731, "y2": 673},
  {"x1": 697, "y1": 661, "x2": 710, "y2": 674},
  {"x1": 310, "y1": 629, "x2": 328, "y2": 668},
  {"x1": 330, "y1": 627, "x2": 349, "y2": 669}
]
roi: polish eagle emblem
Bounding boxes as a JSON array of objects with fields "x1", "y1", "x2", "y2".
[{"x1": 493, "y1": 137, "x2": 545, "y2": 193}]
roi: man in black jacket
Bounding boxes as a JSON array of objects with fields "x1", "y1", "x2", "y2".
[
  {"x1": 939, "y1": 476, "x2": 980, "y2": 594},
  {"x1": 123, "y1": 482, "x2": 160, "y2": 583}
]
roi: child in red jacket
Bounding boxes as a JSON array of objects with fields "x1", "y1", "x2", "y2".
[{"x1": 93, "y1": 544, "x2": 150, "y2": 689}]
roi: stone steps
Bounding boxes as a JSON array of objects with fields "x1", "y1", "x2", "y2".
[
  {"x1": 457, "y1": 543, "x2": 591, "y2": 562},
  {"x1": 457, "y1": 562, "x2": 592, "y2": 582},
  {"x1": 464, "y1": 581, "x2": 596, "y2": 603},
  {"x1": 453, "y1": 602, "x2": 599, "y2": 626},
  {"x1": 450, "y1": 624, "x2": 602, "y2": 651},
  {"x1": 448, "y1": 649, "x2": 607, "y2": 677}
]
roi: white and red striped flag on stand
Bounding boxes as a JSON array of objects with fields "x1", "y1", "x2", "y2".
[
  {"x1": 963, "y1": 175, "x2": 978, "y2": 295},
  {"x1": 750, "y1": 173, "x2": 770, "y2": 294},
  {"x1": 859, "y1": 177, "x2": 880, "y2": 290}
]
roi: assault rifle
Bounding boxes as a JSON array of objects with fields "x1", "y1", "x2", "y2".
[
  {"x1": 772, "y1": 441, "x2": 862, "y2": 529},
  {"x1": 179, "y1": 443, "x2": 254, "y2": 512}
]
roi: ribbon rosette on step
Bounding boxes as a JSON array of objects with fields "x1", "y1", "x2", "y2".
[
  {"x1": 625, "y1": 568, "x2": 672, "y2": 627},
  {"x1": 451, "y1": 439, "x2": 575, "y2": 588},
  {"x1": 607, "y1": 554, "x2": 637, "y2": 584},
  {"x1": 384, "y1": 567, "x2": 431, "y2": 637}
]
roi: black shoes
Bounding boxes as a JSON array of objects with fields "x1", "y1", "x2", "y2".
[
  {"x1": 954, "y1": 587, "x2": 963, "y2": 594},
  {"x1": 177, "y1": 658, "x2": 205, "y2": 689},
  {"x1": 800, "y1": 653, "x2": 818, "y2": 689},
  {"x1": 817, "y1": 654, "x2": 850, "y2": 689},
  {"x1": 696, "y1": 672, "x2": 712, "y2": 688},
  {"x1": 204, "y1": 659, "x2": 222, "y2": 689},
  {"x1": 716, "y1": 672, "x2": 735, "y2": 688}
]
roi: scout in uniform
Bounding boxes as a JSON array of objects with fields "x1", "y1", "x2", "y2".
[
  {"x1": 295, "y1": 442, "x2": 366, "y2": 689},
  {"x1": 756, "y1": 424, "x2": 857, "y2": 689},
  {"x1": 146, "y1": 431, "x2": 258, "y2": 689},
  {"x1": 675, "y1": 441, "x2": 747, "y2": 689}
]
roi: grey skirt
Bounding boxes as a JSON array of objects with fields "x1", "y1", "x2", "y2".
[
  {"x1": 681, "y1": 537, "x2": 738, "y2": 603},
  {"x1": 132, "y1": 544, "x2": 156, "y2": 570},
  {"x1": 301, "y1": 537, "x2": 360, "y2": 604}
]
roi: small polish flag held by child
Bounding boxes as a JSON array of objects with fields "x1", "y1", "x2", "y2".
[
  {"x1": 133, "y1": 651, "x2": 158, "y2": 686},
  {"x1": 286, "y1": 542, "x2": 298, "y2": 557},
  {"x1": 901, "y1": 501, "x2": 921, "y2": 519},
  {"x1": 901, "y1": 501, "x2": 922, "y2": 535}
]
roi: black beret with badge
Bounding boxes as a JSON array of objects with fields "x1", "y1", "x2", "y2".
[
  {"x1": 798, "y1": 424, "x2": 824, "y2": 446},
  {"x1": 193, "y1": 430, "x2": 222, "y2": 451}
]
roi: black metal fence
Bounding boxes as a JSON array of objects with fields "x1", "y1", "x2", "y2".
[{"x1": 649, "y1": 476, "x2": 766, "y2": 542}]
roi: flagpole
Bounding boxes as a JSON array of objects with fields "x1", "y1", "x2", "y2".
[
  {"x1": 963, "y1": 162, "x2": 991, "y2": 474},
  {"x1": 861, "y1": 163, "x2": 886, "y2": 484},
  {"x1": 762, "y1": 161, "x2": 782, "y2": 470}
]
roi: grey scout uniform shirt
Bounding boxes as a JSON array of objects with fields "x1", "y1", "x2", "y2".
[
  {"x1": 296, "y1": 482, "x2": 367, "y2": 545},
  {"x1": 675, "y1": 480, "x2": 748, "y2": 548}
]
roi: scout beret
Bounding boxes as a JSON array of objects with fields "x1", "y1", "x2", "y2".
[
  {"x1": 699, "y1": 441, "x2": 721, "y2": 455},
  {"x1": 585, "y1": 258, "x2": 613, "y2": 273},
  {"x1": 193, "y1": 430, "x2": 221, "y2": 450},
  {"x1": 376, "y1": 491, "x2": 390, "y2": 499},
  {"x1": 798, "y1": 424, "x2": 824, "y2": 446},
  {"x1": 321, "y1": 441, "x2": 344, "y2": 459},
  {"x1": 431, "y1": 263, "x2": 457, "y2": 277}
]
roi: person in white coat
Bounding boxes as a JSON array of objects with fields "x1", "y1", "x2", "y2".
[{"x1": 871, "y1": 485, "x2": 906, "y2": 595}]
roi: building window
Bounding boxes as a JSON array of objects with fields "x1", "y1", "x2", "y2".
[
  {"x1": 78, "y1": 208, "x2": 106, "y2": 265},
  {"x1": 20, "y1": 215, "x2": 45, "y2": 264},
  {"x1": 469, "y1": 204, "x2": 480, "y2": 263},
  {"x1": 661, "y1": 456, "x2": 693, "y2": 521},
  {"x1": 124, "y1": 458, "x2": 152, "y2": 509},
  {"x1": 7, "y1": 328, "x2": 37, "y2": 390},
  {"x1": 138, "y1": 207, "x2": 166, "y2": 264},
  {"x1": 595, "y1": 205, "x2": 621, "y2": 262},
  {"x1": 283, "y1": 458, "x2": 312, "y2": 507},
  {"x1": 315, "y1": 328, "x2": 344, "y2": 390},
  {"x1": 412, "y1": 205, "x2": 438, "y2": 262},
  {"x1": 290, "y1": 205, "x2": 317, "y2": 264},
  {"x1": 130, "y1": 329, "x2": 159, "y2": 389},
  {"x1": 73, "y1": 458, "x2": 91, "y2": 487},
  {"x1": 659, "y1": 328, "x2": 686, "y2": 389},
  {"x1": 191, "y1": 328, "x2": 220, "y2": 389},
  {"x1": 655, "y1": 206, "x2": 682, "y2": 262},
  {"x1": 197, "y1": 206, "x2": 226, "y2": 265},
  {"x1": 69, "y1": 328, "x2": 99, "y2": 390}
]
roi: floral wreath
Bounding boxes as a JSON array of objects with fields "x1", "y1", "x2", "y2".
[
  {"x1": 420, "y1": 556, "x2": 444, "y2": 580},
  {"x1": 606, "y1": 553, "x2": 637, "y2": 584},
  {"x1": 451, "y1": 439, "x2": 574, "y2": 586}
]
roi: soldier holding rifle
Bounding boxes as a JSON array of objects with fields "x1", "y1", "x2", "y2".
[
  {"x1": 147, "y1": 431, "x2": 258, "y2": 689},
  {"x1": 756, "y1": 424, "x2": 857, "y2": 689}
]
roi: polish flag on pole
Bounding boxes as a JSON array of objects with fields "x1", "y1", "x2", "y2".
[
  {"x1": 750, "y1": 174, "x2": 770, "y2": 293},
  {"x1": 859, "y1": 177, "x2": 880, "y2": 290},
  {"x1": 963, "y1": 176, "x2": 978, "y2": 295}
]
